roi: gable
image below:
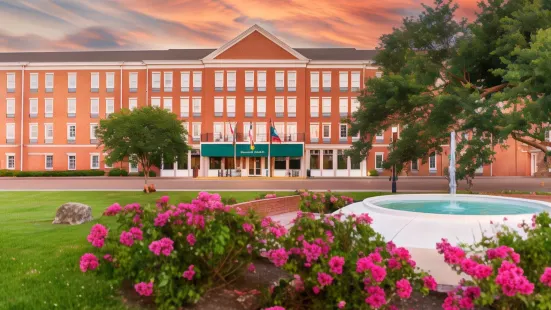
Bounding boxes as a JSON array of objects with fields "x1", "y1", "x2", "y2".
[{"x1": 214, "y1": 30, "x2": 299, "y2": 60}]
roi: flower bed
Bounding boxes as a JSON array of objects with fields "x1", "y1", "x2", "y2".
[{"x1": 298, "y1": 190, "x2": 354, "y2": 213}]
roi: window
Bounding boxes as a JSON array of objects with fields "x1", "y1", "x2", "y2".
[
  {"x1": 6, "y1": 98, "x2": 15, "y2": 117},
  {"x1": 411, "y1": 160, "x2": 419, "y2": 171},
  {"x1": 151, "y1": 72, "x2": 161, "y2": 91},
  {"x1": 180, "y1": 97, "x2": 189, "y2": 117},
  {"x1": 209, "y1": 157, "x2": 222, "y2": 170},
  {"x1": 192, "y1": 122, "x2": 201, "y2": 141},
  {"x1": 29, "y1": 123, "x2": 38, "y2": 143},
  {"x1": 6, "y1": 154, "x2": 15, "y2": 170},
  {"x1": 213, "y1": 122, "x2": 224, "y2": 142},
  {"x1": 375, "y1": 72, "x2": 383, "y2": 78},
  {"x1": 287, "y1": 123, "x2": 297, "y2": 142},
  {"x1": 429, "y1": 152, "x2": 437, "y2": 171},
  {"x1": 163, "y1": 97, "x2": 172, "y2": 112},
  {"x1": 288, "y1": 71, "x2": 296, "y2": 91},
  {"x1": 256, "y1": 122, "x2": 266, "y2": 142},
  {"x1": 339, "y1": 98, "x2": 348, "y2": 116},
  {"x1": 129, "y1": 72, "x2": 138, "y2": 92},
  {"x1": 310, "y1": 98, "x2": 319, "y2": 117},
  {"x1": 322, "y1": 97, "x2": 331, "y2": 117},
  {"x1": 227, "y1": 71, "x2": 236, "y2": 91},
  {"x1": 257, "y1": 97, "x2": 266, "y2": 117},
  {"x1": 29, "y1": 98, "x2": 38, "y2": 117},
  {"x1": 214, "y1": 97, "x2": 224, "y2": 117},
  {"x1": 338, "y1": 150, "x2": 347, "y2": 169},
  {"x1": 106, "y1": 98, "x2": 115, "y2": 116},
  {"x1": 44, "y1": 123, "x2": 53, "y2": 143},
  {"x1": 7, "y1": 73, "x2": 15, "y2": 92},
  {"x1": 129, "y1": 98, "x2": 137, "y2": 110},
  {"x1": 257, "y1": 71, "x2": 266, "y2": 91},
  {"x1": 322, "y1": 72, "x2": 331, "y2": 91},
  {"x1": 375, "y1": 130, "x2": 384, "y2": 141},
  {"x1": 339, "y1": 72, "x2": 348, "y2": 92},
  {"x1": 275, "y1": 97, "x2": 284, "y2": 117},
  {"x1": 68, "y1": 155, "x2": 76, "y2": 170},
  {"x1": 91, "y1": 72, "x2": 99, "y2": 92},
  {"x1": 106, "y1": 72, "x2": 115, "y2": 92},
  {"x1": 274, "y1": 122, "x2": 285, "y2": 141},
  {"x1": 245, "y1": 97, "x2": 254, "y2": 117},
  {"x1": 192, "y1": 97, "x2": 201, "y2": 116},
  {"x1": 30, "y1": 73, "x2": 38, "y2": 91},
  {"x1": 339, "y1": 124, "x2": 348, "y2": 140},
  {"x1": 323, "y1": 150, "x2": 333, "y2": 169},
  {"x1": 45, "y1": 98, "x2": 53, "y2": 117},
  {"x1": 90, "y1": 154, "x2": 100, "y2": 169},
  {"x1": 181, "y1": 72, "x2": 190, "y2": 92},
  {"x1": 322, "y1": 124, "x2": 331, "y2": 141},
  {"x1": 351, "y1": 98, "x2": 360, "y2": 114},
  {"x1": 67, "y1": 98, "x2": 76, "y2": 117},
  {"x1": 310, "y1": 150, "x2": 320, "y2": 169},
  {"x1": 310, "y1": 123, "x2": 319, "y2": 142},
  {"x1": 193, "y1": 72, "x2": 202, "y2": 91},
  {"x1": 89, "y1": 124, "x2": 98, "y2": 142},
  {"x1": 245, "y1": 71, "x2": 254, "y2": 91},
  {"x1": 151, "y1": 97, "x2": 161, "y2": 108},
  {"x1": 45, "y1": 73, "x2": 54, "y2": 92},
  {"x1": 129, "y1": 160, "x2": 138, "y2": 173},
  {"x1": 214, "y1": 71, "x2": 224, "y2": 91},
  {"x1": 164, "y1": 72, "x2": 173, "y2": 92},
  {"x1": 310, "y1": 72, "x2": 319, "y2": 92},
  {"x1": 5, "y1": 123, "x2": 15, "y2": 143},
  {"x1": 67, "y1": 124, "x2": 76, "y2": 142},
  {"x1": 274, "y1": 157, "x2": 286, "y2": 170},
  {"x1": 90, "y1": 98, "x2": 99, "y2": 117},
  {"x1": 351, "y1": 72, "x2": 361, "y2": 91},
  {"x1": 45, "y1": 155, "x2": 53, "y2": 170},
  {"x1": 226, "y1": 97, "x2": 236, "y2": 117},
  {"x1": 287, "y1": 97, "x2": 296, "y2": 117},
  {"x1": 243, "y1": 122, "x2": 251, "y2": 142},
  {"x1": 375, "y1": 152, "x2": 384, "y2": 170},
  {"x1": 68, "y1": 72, "x2": 77, "y2": 92},
  {"x1": 275, "y1": 71, "x2": 284, "y2": 91},
  {"x1": 546, "y1": 130, "x2": 551, "y2": 142}
]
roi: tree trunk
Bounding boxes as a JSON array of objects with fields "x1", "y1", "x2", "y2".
[{"x1": 144, "y1": 166, "x2": 149, "y2": 185}]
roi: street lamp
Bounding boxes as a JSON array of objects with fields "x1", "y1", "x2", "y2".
[{"x1": 390, "y1": 127, "x2": 398, "y2": 193}]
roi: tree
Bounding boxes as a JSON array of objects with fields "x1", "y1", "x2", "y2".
[
  {"x1": 96, "y1": 107, "x2": 189, "y2": 185},
  {"x1": 348, "y1": 0, "x2": 551, "y2": 187}
]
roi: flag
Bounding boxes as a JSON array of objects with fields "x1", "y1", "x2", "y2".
[
  {"x1": 229, "y1": 122, "x2": 236, "y2": 145},
  {"x1": 270, "y1": 122, "x2": 282, "y2": 143},
  {"x1": 249, "y1": 123, "x2": 255, "y2": 150}
]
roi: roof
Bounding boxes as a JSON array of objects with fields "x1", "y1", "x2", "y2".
[{"x1": 0, "y1": 48, "x2": 377, "y2": 63}]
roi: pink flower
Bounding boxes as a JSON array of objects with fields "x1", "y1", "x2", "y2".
[
  {"x1": 129, "y1": 227, "x2": 143, "y2": 240},
  {"x1": 134, "y1": 282, "x2": 153, "y2": 296},
  {"x1": 540, "y1": 268, "x2": 551, "y2": 287},
  {"x1": 148, "y1": 238, "x2": 174, "y2": 256},
  {"x1": 302, "y1": 241, "x2": 322, "y2": 263},
  {"x1": 154, "y1": 211, "x2": 171, "y2": 227},
  {"x1": 495, "y1": 261, "x2": 534, "y2": 296},
  {"x1": 103, "y1": 254, "x2": 113, "y2": 262},
  {"x1": 330, "y1": 196, "x2": 338, "y2": 203},
  {"x1": 312, "y1": 286, "x2": 320, "y2": 294},
  {"x1": 242, "y1": 223, "x2": 254, "y2": 233},
  {"x1": 357, "y1": 213, "x2": 373, "y2": 225},
  {"x1": 396, "y1": 278, "x2": 412, "y2": 299},
  {"x1": 268, "y1": 248, "x2": 289, "y2": 267},
  {"x1": 532, "y1": 214, "x2": 537, "y2": 228},
  {"x1": 329, "y1": 256, "x2": 345, "y2": 275},
  {"x1": 265, "y1": 194, "x2": 277, "y2": 199},
  {"x1": 132, "y1": 215, "x2": 141, "y2": 224},
  {"x1": 365, "y1": 286, "x2": 386, "y2": 308},
  {"x1": 370, "y1": 265, "x2": 387, "y2": 283},
  {"x1": 388, "y1": 258, "x2": 401, "y2": 270},
  {"x1": 124, "y1": 203, "x2": 142, "y2": 214},
  {"x1": 265, "y1": 307, "x2": 285, "y2": 310},
  {"x1": 368, "y1": 252, "x2": 383, "y2": 263},
  {"x1": 270, "y1": 225, "x2": 287, "y2": 239},
  {"x1": 79, "y1": 253, "x2": 99, "y2": 272},
  {"x1": 391, "y1": 247, "x2": 411, "y2": 261},
  {"x1": 261, "y1": 217, "x2": 273, "y2": 228},
  {"x1": 317, "y1": 272, "x2": 333, "y2": 287},
  {"x1": 436, "y1": 239, "x2": 465, "y2": 265},
  {"x1": 356, "y1": 257, "x2": 373, "y2": 273},
  {"x1": 337, "y1": 301, "x2": 346, "y2": 309},
  {"x1": 120, "y1": 231, "x2": 134, "y2": 247},
  {"x1": 423, "y1": 276, "x2": 437, "y2": 290},
  {"x1": 103, "y1": 203, "x2": 122, "y2": 216},
  {"x1": 186, "y1": 233, "x2": 196, "y2": 246},
  {"x1": 248, "y1": 263, "x2": 256, "y2": 273},
  {"x1": 182, "y1": 265, "x2": 195, "y2": 280},
  {"x1": 86, "y1": 224, "x2": 108, "y2": 248},
  {"x1": 159, "y1": 196, "x2": 169, "y2": 204},
  {"x1": 293, "y1": 274, "x2": 305, "y2": 292},
  {"x1": 487, "y1": 246, "x2": 520, "y2": 264}
]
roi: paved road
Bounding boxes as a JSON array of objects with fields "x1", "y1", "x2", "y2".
[{"x1": 0, "y1": 176, "x2": 550, "y2": 192}]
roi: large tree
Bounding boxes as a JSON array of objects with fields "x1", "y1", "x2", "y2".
[
  {"x1": 349, "y1": 0, "x2": 551, "y2": 187},
  {"x1": 96, "y1": 107, "x2": 189, "y2": 185}
]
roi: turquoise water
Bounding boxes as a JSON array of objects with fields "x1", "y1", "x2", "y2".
[{"x1": 377, "y1": 199, "x2": 546, "y2": 215}]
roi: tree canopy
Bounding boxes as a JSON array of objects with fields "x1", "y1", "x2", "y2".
[
  {"x1": 96, "y1": 107, "x2": 189, "y2": 184},
  {"x1": 349, "y1": 0, "x2": 551, "y2": 181}
]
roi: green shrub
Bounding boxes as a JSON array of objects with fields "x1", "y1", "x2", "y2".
[
  {"x1": 0, "y1": 170, "x2": 105, "y2": 177},
  {"x1": 137, "y1": 170, "x2": 157, "y2": 177},
  {"x1": 297, "y1": 190, "x2": 354, "y2": 213},
  {"x1": 221, "y1": 197, "x2": 238, "y2": 205},
  {"x1": 0, "y1": 170, "x2": 17, "y2": 177},
  {"x1": 368, "y1": 169, "x2": 379, "y2": 176},
  {"x1": 108, "y1": 168, "x2": 129, "y2": 177}
]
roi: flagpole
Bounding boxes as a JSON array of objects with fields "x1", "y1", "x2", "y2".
[
  {"x1": 234, "y1": 121, "x2": 237, "y2": 171},
  {"x1": 268, "y1": 119, "x2": 271, "y2": 178}
]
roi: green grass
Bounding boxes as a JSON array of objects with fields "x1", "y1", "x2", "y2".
[{"x1": 0, "y1": 191, "x2": 387, "y2": 310}]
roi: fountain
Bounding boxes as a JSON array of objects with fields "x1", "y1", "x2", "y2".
[{"x1": 449, "y1": 131, "x2": 457, "y2": 195}]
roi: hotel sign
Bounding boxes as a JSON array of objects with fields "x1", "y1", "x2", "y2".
[{"x1": 201, "y1": 143, "x2": 303, "y2": 157}]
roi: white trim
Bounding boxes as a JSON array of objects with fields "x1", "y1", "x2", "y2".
[
  {"x1": 28, "y1": 152, "x2": 54, "y2": 155},
  {"x1": 45, "y1": 154, "x2": 54, "y2": 170},
  {"x1": 375, "y1": 152, "x2": 384, "y2": 170},
  {"x1": 26, "y1": 144, "x2": 99, "y2": 148},
  {"x1": 204, "y1": 63, "x2": 307, "y2": 68},
  {"x1": 142, "y1": 60, "x2": 203, "y2": 65},
  {"x1": 307, "y1": 64, "x2": 378, "y2": 69},
  {"x1": 90, "y1": 153, "x2": 100, "y2": 170},
  {"x1": 203, "y1": 24, "x2": 308, "y2": 61},
  {"x1": 5, "y1": 153, "x2": 15, "y2": 170},
  {"x1": 67, "y1": 154, "x2": 76, "y2": 170},
  {"x1": 0, "y1": 145, "x2": 20, "y2": 148}
]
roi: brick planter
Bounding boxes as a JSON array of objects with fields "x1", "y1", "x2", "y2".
[{"x1": 233, "y1": 195, "x2": 301, "y2": 217}]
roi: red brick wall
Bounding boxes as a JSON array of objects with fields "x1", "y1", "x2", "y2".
[{"x1": 233, "y1": 195, "x2": 300, "y2": 217}]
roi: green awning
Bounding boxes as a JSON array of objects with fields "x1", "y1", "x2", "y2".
[{"x1": 201, "y1": 143, "x2": 303, "y2": 157}]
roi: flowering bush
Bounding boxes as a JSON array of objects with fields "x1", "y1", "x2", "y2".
[
  {"x1": 79, "y1": 193, "x2": 262, "y2": 309},
  {"x1": 297, "y1": 190, "x2": 354, "y2": 213},
  {"x1": 261, "y1": 211, "x2": 434, "y2": 309},
  {"x1": 438, "y1": 212, "x2": 551, "y2": 309},
  {"x1": 254, "y1": 192, "x2": 278, "y2": 200}
]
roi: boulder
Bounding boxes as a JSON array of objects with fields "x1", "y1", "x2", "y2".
[{"x1": 52, "y1": 202, "x2": 93, "y2": 225}]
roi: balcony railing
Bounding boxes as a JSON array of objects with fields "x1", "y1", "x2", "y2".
[{"x1": 201, "y1": 133, "x2": 306, "y2": 143}]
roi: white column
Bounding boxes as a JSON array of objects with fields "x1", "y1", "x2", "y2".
[
  {"x1": 244, "y1": 157, "x2": 249, "y2": 176},
  {"x1": 320, "y1": 150, "x2": 324, "y2": 177},
  {"x1": 173, "y1": 157, "x2": 177, "y2": 177},
  {"x1": 347, "y1": 156, "x2": 351, "y2": 177},
  {"x1": 332, "y1": 149, "x2": 337, "y2": 177},
  {"x1": 305, "y1": 150, "x2": 310, "y2": 176},
  {"x1": 285, "y1": 157, "x2": 290, "y2": 177},
  {"x1": 361, "y1": 158, "x2": 366, "y2": 176},
  {"x1": 187, "y1": 151, "x2": 192, "y2": 177}
]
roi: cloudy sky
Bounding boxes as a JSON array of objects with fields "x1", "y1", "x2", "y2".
[{"x1": 0, "y1": 0, "x2": 478, "y2": 52}]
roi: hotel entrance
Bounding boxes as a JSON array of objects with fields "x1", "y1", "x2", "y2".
[{"x1": 248, "y1": 157, "x2": 262, "y2": 176}]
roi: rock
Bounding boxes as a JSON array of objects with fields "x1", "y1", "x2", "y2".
[{"x1": 52, "y1": 202, "x2": 93, "y2": 225}]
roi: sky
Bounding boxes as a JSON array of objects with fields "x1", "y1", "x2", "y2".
[{"x1": 0, "y1": 0, "x2": 479, "y2": 52}]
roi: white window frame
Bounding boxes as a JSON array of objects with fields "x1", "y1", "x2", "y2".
[
  {"x1": 257, "y1": 97, "x2": 266, "y2": 117},
  {"x1": 214, "y1": 97, "x2": 224, "y2": 117},
  {"x1": 411, "y1": 159, "x2": 419, "y2": 171},
  {"x1": 151, "y1": 72, "x2": 161, "y2": 90},
  {"x1": 351, "y1": 98, "x2": 360, "y2": 114},
  {"x1": 310, "y1": 123, "x2": 319, "y2": 141},
  {"x1": 6, "y1": 123, "x2": 15, "y2": 141},
  {"x1": 6, "y1": 98, "x2": 15, "y2": 116},
  {"x1": 180, "y1": 97, "x2": 189, "y2": 117},
  {"x1": 275, "y1": 97, "x2": 284, "y2": 117},
  {"x1": 339, "y1": 71, "x2": 349, "y2": 91},
  {"x1": 164, "y1": 72, "x2": 173, "y2": 91},
  {"x1": 375, "y1": 130, "x2": 384, "y2": 141},
  {"x1": 257, "y1": 71, "x2": 266, "y2": 91},
  {"x1": 44, "y1": 123, "x2": 53, "y2": 141},
  {"x1": 322, "y1": 97, "x2": 331, "y2": 117},
  {"x1": 288, "y1": 71, "x2": 297, "y2": 91},
  {"x1": 275, "y1": 71, "x2": 284, "y2": 90},
  {"x1": 339, "y1": 97, "x2": 349, "y2": 116},
  {"x1": 192, "y1": 97, "x2": 201, "y2": 116},
  {"x1": 375, "y1": 152, "x2": 384, "y2": 170},
  {"x1": 90, "y1": 98, "x2": 99, "y2": 115},
  {"x1": 310, "y1": 98, "x2": 319, "y2": 117},
  {"x1": 90, "y1": 124, "x2": 98, "y2": 141},
  {"x1": 181, "y1": 71, "x2": 190, "y2": 92},
  {"x1": 192, "y1": 122, "x2": 201, "y2": 141},
  {"x1": 45, "y1": 155, "x2": 53, "y2": 170},
  {"x1": 29, "y1": 98, "x2": 38, "y2": 117},
  {"x1": 351, "y1": 72, "x2": 361, "y2": 91},
  {"x1": 67, "y1": 123, "x2": 76, "y2": 141},
  {"x1": 68, "y1": 154, "x2": 76, "y2": 171},
  {"x1": 213, "y1": 122, "x2": 224, "y2": 142},
  {"x1": 286, "y1": 123, "x2": 297, "y2": 142},
  {"x1": 106, "y1": 98, "x2": 115, "y2": 116},
  {"x1": 339, "y1": 123, "x2": 348, "y2": 140},
  {"x1": 322, "y1": 123, "x2": 331, "y2": 139},
  {"x1": 287, "y1": 97, "x2": 296, "y2": 117},
  {"x1": 29, "y1": 123, "x2": 38, "y2": 141},
  {"x1": 90, "y1": 154, "x2": 100, "y2": 170},
  {"x1": 91, "y1": 72, "x2": 99, "y2": 90},
  {"x1": 193, "y1": 71, "x2": 202, "y2": 91},
  {"x1": 256, "y1": 122, "x2": 267, "y2": 142},
  {"x1": 45, "y1": 73, "x2": 54, "y2": 91},
  {"x1": 30, "y1": 73, "x2": 38, "y2": 90},
  {"x1": 227, "y1": 71, "x2": 236, "y2": 91},
  {"x1": 274, "y1": 122, "x2": 285, "y2": 141},
  {"x1": 429, "y1": 153, "x2": 437, "y2": 171},
  {"x1": 214, "y1": 71, "x2": 224, "y2": 91},
  {"x1": 245, "y1": 71, "x2": 254, "y2": 90},
  {"x1": 45, "y1": 98, "x2": 53, "y2": 117},
  {"x1": 310, "y1": 72, "x2": 319, "y2": 92},
  {"x1": 6, "y1": 153, "x2": 15, "y2": 170},
  {"x1": 322, "y1": 72, "x2": 331, "y2": 91},
  {"x1": 151, "y1": 97, "x2": 161, "y2": 108},
  {"x1": 106, "y1": 72, "x2": 115, "y2": 90},
  {"x1": 68, "y1": 72, "x2": 77, "y2": 90},
  {"x1": 243, "y1": 122, "x2": 251, "y2": 142},
  {"x1": 7, "y1": 73, "x2": 15, "y2": 91},
  {"x1": 129, "y1": 72, "x2": 138, "y2": 91},
  {"x1": 163, "y1": 97, "x2": 172, "y2": 112},
  {"x1": 226, "y1": 97, "x2": 236, "y2": 117},
  {"x1": 245, "y1": 97, "x2": 254, "y2": 116},
  {"x1": 129, "y1": 98, "x2": 137, "y2": 110},
  {"x1": 376, "y1": 71, "x2": 383, "y2": 78},
  {"x1": 129, "y1": 159, "x2": 139, "y2": 173}
]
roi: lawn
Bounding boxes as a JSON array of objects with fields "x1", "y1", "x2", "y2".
[{"x1": 0, "y1": 191, "x2": 386, "y2": 310}]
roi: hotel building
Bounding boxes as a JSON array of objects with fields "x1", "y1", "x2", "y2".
[{"x1": 0, "y1": 25, "x2": 541, "y2": 177}]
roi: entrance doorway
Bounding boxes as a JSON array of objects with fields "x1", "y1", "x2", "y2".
[
  {"x1": 248, "y1": 158, "x2": 262, "y2": 176},
  {"x1": 531, "y1": 153, "x2": 537, "y2": 176}
]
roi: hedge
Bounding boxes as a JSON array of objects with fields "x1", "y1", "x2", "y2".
[
  {"x1": 0, "y1": 170, "x2": 106, "y2": 177},
  {"x1": 108, "y1": 168, "x2": 129, "y2": 177},
  {"x1": 137, "y1": 171, "x2": 157, "y2": 177}
]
